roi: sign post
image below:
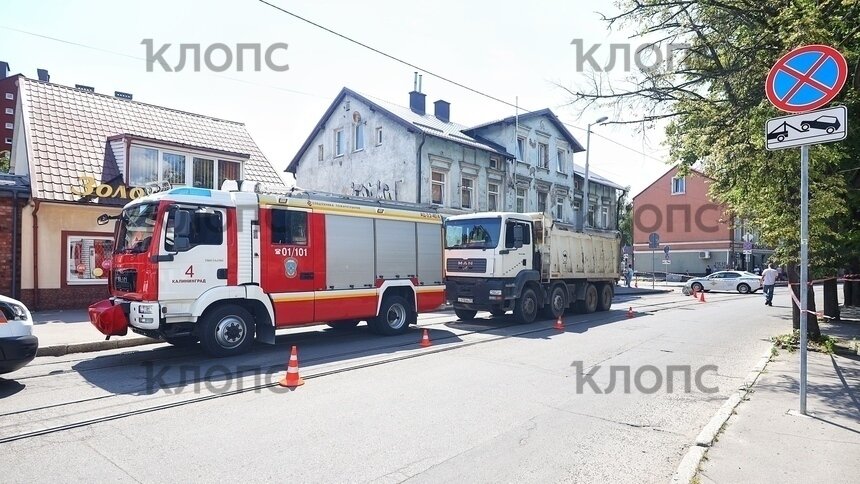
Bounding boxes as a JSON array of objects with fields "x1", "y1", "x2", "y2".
[
  {"x1": 765, "y1": 44, "x2": 848, "y2": 416},
  {"x1": 648, "y1": 233, "x2": 660, "y2": 289}
]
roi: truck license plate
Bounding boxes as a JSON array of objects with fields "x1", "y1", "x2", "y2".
[{"x1": 457, "y1": 297, "x2": 473, "y2": 304}]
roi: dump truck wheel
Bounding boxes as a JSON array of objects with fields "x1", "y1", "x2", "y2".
[
  {"x1": 541, "y1": 285, "x2": 567, "y2": 319},
  {"x1": 596, "y1": 284, "x2": 613, "y2": 312},
  {"x1": 513, "y1": 287, "x2": 538, "y2": 324},
  {"x1": 576, "y1": 283, "x2": 599, "y2": 314}
]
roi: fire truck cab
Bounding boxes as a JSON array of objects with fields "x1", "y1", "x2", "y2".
[{"x1": 88, "y1": 182, "x2": 446, "y2": 357}]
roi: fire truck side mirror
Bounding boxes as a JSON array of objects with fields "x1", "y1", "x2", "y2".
[{"x1": 173, "y1": 209, "x2": 193, "y2": 252}]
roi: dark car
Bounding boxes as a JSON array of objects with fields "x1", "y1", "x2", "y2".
[{"x1": 801, "y1": 116, "x2": 841, "y2": 134}]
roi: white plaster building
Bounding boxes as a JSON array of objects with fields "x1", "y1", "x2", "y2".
[{"x1": 288, "y1": 86, "x2": 623, "y2": 228}]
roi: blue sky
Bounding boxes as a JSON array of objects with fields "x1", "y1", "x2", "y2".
[{"x1": 2, "y1": 0, "x2": 672, "y2": 195}]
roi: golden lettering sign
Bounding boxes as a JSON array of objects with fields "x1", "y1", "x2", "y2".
[{"x1": 70, "y1": 176, "x2": 150, "y2": 200}]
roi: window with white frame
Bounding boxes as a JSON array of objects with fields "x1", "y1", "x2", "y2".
[
  {"x1": 3, "y1": 138, "x2": 10, "y2": 145},
  {"x1": 375, "y1": 127, "x2": 383, "y2": 145},
  {"x1": 538, "y1": 143, "x2": 549, "y2": 169},
  {"x1": 601, "y1": 206, "x2": 610, "y2": 228},
  {"x1": 460, "y1": 177, "x2": 474, "y2": 209},
  {"x1": 537, "y1": 190, "x2": 548, "y2": 213},
  {"x1": 4, "y1": 93, "x2": 12, "y2": 100},
  {"x1": 66, "y1": 235, "x2": 113, "y2": 285},
  {"x1": 516, "y1": 188, "x2": 526, "y2": 213},
  {"x1": 354, "y1": 123, "x2": 365, "y2": 151},
  {"x1": 555, "y1": 196, "x2": 564, "y2": 220},
  {"x1": 488, "y1": 182, "x2": 499, "y2": 211},
  {"x1": 557, "y1": 149, "x2": 565, "y2": 173},
  {"x1": 517, "y1": 137, "x2": 526, "y2": 162},
  {"x1": 489, "y1": 157, "x2": 499, "y2": 169},
  {"x1": 4, "y1": 122, "x2": 12, "y2": 129},
  {"x1": 334, "y1": 129, "x2": 345, "y2": 157},
  {"x1": 4, "y1": 108, "x2": 12, "y2": 115},
  {"x1": 317, "y1": 144, "x2": 324, "y2": 161},
  {"x1": 672, "y1": 176, "x2": 686, "y2": 194},
  {"x1": 128, "y1": 145, "x2": 242, "y2": 189},
  {"x1": 431, "y1": 171, "x2": 446, "y2": 205}
]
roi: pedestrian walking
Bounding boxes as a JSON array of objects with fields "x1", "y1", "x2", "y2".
[
  {"x1": 705, "y1": 265, "x2": 712, "y2": 276},
  {"x1": 625, "y1": 264, "x2": 633, "y2": 287},
  {"x1": 761, "y1": 263, "x2": 779, "y2": 306}
]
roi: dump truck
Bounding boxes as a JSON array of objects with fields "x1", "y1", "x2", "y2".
[{"x1": 444, "y1": 212, "x2": 621, "y2": 323}]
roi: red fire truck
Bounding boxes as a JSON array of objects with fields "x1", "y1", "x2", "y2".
[{"x1": 88, "y1": 181, "x2": 446, "y2": 357}]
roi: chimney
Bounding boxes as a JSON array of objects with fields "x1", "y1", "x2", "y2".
[
  {"x1": 433, "y1": 100, "x2": 450, "y2": 123},
  {"x1": 36, "y1": 68, "x2": 49, "y2": 82},
  {"x1": 409, "y1": 72, "x2": 426, "y2": 115},
  {"x1": 115, "y1": 91, "x2": 133, "y2": 100},
  {"x1": 0, "y1": 62, "x2": 9, "y2": 80}
]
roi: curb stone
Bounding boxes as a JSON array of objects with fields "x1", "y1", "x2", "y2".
[
  {"x1": 671, "y1": 347, "x2": 774, "y2": 483},
  {"x1": 36, "y1": 336, "x2": 159, "y2": 357}
]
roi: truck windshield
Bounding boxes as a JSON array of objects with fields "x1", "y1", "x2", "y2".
[
  {"x1": 445, "y1": 218, "x2": 501, "y2": 249},
  {"x1": 116, "y1": 203, "x2": 158, "y2": 253}
]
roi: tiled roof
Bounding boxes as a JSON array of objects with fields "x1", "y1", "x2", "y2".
[
  {"x1": 286, "y1": 87, "x2": 514, "y2": 172},
  {"x1": 359, "y1": 92, "x2": 515, "y2": 156},
  {"x1": 19, "y1": 77, "x2": 282, "y2": 202}
]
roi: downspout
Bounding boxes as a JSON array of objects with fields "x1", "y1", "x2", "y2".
[
  {"x1": 12, "y1": 190, "x2": 18, "y2": 300},
  {"x1": 416, "y1": 132, "x2": 426, "y2": 203},
  {"x1": 32, "y1": 199, "x2": 40, "y2": 310}
]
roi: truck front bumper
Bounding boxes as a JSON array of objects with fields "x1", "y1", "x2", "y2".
[{"x1": 445, "y1": 277, "x2": 514, "y2": 310}]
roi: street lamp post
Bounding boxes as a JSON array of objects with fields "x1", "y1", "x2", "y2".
[{"x1": 582, "y1": 116, "x2": 608, "y2": 231}]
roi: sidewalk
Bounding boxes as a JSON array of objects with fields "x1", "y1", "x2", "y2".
[
  {"x1": 31, "y1": 309, "x2": 155, "y2": 357},
  {"x1": 697, "y1": 320, "x2": 860, "y2": 483}
]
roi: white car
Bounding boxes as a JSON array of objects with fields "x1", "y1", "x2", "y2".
[
  {"x1": 685, "y1": 271, "x2": 762, "y2": 295},
  {"x1": 0, "y1": 294, "x2": 38, "y2": 374}
]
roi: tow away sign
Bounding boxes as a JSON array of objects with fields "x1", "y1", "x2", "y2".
[{"x1": 766, "y1": 105, "x2": 847, "y2": 151}]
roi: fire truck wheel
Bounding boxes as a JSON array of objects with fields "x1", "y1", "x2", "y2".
[
  {"x1": 327, "y1": 320, "x2": 361, "y2": 330},
  {"x1": 575, "y1": 284, "x2": 599, "y2": 314},
  {"x1": 454, "y1": 308, "x2": 478, "y2": 321},
  {"x1": 198, "y1": 305, "x2": 255, "y2": 357},
  {"x1": 369, "y1": 295, "x2": 414, "y2": 335},
  {"x1": 541, "y1": 285, "x2": 567, "y2": 319},
  {"x1": 513, "y1": 287, "x2": 538, "y2": 324},
  {"x1": 596, "y1": 284, "x2": 613, "y2": 312}
]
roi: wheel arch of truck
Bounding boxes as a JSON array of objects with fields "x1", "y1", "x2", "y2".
[
  {"x1": 513, "y1": 270, "x2": 542, "y2": 299},
  {"x1": 189, "y1": 285, "x2": 276, "y2": 344},
  {"x1": 376, "y1": 280, "x2": 419, "y2": 315}
]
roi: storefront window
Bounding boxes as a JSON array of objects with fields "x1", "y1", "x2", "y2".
[{"x1": 67, "y1": 236, "x2": 113, "y2": 284}]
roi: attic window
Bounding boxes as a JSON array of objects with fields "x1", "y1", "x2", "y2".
[
  {"x1": 128, "y1": 144, "x2": 243, "y2": 189},
  {"x1": 671, "y1": 176, "x2": 686, "y2": 194}
]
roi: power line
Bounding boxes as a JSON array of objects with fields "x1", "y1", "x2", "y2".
[{"x1": 256, "y1": 1, "x2": 668, "y2": 164}]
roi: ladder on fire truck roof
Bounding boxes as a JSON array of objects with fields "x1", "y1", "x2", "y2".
[{"x1": 233, "y1": 181, "x2": 442, "y2": 214}]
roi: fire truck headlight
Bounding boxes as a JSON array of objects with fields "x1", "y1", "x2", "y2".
[{"x1": 138, "y1": 305, "x2": 154, "y2": 314}]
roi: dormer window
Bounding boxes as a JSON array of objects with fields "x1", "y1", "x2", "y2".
[{"x1": 128, "y1": 144, "x2": 243, "y2": 189}]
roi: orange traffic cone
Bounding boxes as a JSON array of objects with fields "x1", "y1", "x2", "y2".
[
  {"x1": 627, "y1": 307, "x2": 634, "y2": 318},
  {"x1": 699, "y1": 291, "x2": 706, "y2": 303},
  {"x1": 279, "y1": 345, "x2": 305, "y2": 388},
  {"x1": 554, "y1": 316, "x2": 564, "y2": 330},
  {"x1": 419, "y1": 329, "x2": 432, "y2": 348}
]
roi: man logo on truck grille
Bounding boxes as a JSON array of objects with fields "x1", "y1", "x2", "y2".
[
  {"x1": 458, "y1": 259, "x2": 473, "y2": 269},
  {"x1": 285, "y1": 258, "x2": 298, "y2": 278}
]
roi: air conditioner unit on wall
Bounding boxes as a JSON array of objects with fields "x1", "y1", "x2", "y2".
[{"x1": 698, "y1": 251, "x2": 711, "y2": 259}]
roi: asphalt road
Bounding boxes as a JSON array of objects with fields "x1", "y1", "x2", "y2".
[{"x1": 0, "y1": 288, "x2": 789, "y2": 483}]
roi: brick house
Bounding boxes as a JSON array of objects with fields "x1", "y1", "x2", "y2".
[{"x1": 632, "y1": 166, "x2": 771, "y2": 275}]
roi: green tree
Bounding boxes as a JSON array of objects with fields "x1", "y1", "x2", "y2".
[
  {"x1": 0, "y1": 151, "x2": 9, "y2": 173},
  {"x1": 567, "y1": 0, "x2": 860, "y2": 335}
]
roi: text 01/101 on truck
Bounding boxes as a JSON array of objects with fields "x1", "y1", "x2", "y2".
[
  {"x1": 88, "y1": 181, "x2": 446, "y2": 357},
  {"x1": 444, "y1": 212, "x2": 621, "y2": 323}
]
